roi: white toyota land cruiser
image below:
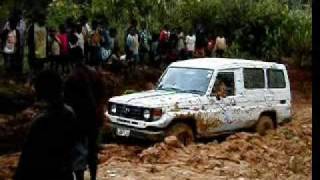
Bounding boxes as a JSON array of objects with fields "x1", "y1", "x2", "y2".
[{"x1": 106, "y1": 58, "x2": 292, "y2": 144}]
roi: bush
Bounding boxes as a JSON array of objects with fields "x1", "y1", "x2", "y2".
[
  {"x1": 47, "y1": 0, "x2": 84, "y2": 28},
  {"x1": 282, "y1": 8, "x2": 312, "y2": 67}
]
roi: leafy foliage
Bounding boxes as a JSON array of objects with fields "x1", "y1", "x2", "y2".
[{"x1": 47, "y1": 0, "x2": 83, "y2": 28}]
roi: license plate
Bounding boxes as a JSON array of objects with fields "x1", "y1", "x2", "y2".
[{"x1": 116, "y1": 128, "x2": 130, "y2": 137}]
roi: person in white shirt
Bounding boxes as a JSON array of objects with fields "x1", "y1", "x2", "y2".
[
  {"x1": 75, "y1": 23, "x2": 85, "y2": 55},
  {"x1": 126, "y1": 28, "x2": 139, "y2": 66},
  {"x1": 80, "y1": 15, "x2": 91, "y2": 63},
  {"x1": 3, "y1": 10, "x2": 25, "y2": 74},
  {"x1": 214, "y1": 36, "x2": 227, "y2": 58},
  {"x1": 185, "y1": 31, "x2": 196, "y2": 59},
  {"x1": 1, "y1": 17, "x2": 20, "y2": 79},
  {"x1": 176, "y1": 27, "x2": 186, "y2": 60}
]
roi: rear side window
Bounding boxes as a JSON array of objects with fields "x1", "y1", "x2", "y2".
[
  {"x1": 243, "y1": 68, "x2": 265, "y2": 89},
  {"x1": 267, "y1": 69, "x2": 286, "y2": 88}
]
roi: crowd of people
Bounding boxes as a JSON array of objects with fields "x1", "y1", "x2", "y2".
[{"x1": 0, "y1": 10, "x2": 227, "y2": 83}]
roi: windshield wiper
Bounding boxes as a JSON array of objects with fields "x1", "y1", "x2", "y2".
[
  {"x1": 181, "y1": 89, "x2": 204, "y2": 95},
  {"x1": 158, "y1": 87, "x2": 183, "y2": 92}
]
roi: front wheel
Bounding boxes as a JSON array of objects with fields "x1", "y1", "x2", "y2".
[{"x1": 166, "y1": 123, "x2": 194, "y2": 145}]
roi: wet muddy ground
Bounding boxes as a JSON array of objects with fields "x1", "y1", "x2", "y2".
[{"x1": 0, "y1": 100, "x2": 311, "y2": 180}]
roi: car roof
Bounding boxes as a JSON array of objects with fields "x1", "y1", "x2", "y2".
[{"x1": 169, "y1": 58, "x2": 286, "y2": 70}]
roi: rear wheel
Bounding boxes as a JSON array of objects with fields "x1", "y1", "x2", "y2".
[
  {"x1": 255, "y1": 115, "x2": 275, "y2": 136},
  {"x1": 166, "y1": 123, "x2": 194, "y2": 145}
]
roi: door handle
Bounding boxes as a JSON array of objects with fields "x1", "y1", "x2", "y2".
[{"x1": 280, "y1": 100, "x2": 286, "y2": 104}]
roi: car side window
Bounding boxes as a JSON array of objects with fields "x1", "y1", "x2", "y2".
[
  {"x1": 212, "y1": 72, "x2": 235, "y2": 99},
  {"x1": 267, "y1": 69, "x2": 286, "y2": 88},
  {"x1": 243, "y1": 68, "x2": 265, "y2": 89}
]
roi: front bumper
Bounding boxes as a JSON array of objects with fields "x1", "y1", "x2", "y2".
[
  {"x1": 106, "y1": 111, "x2": 173, "y2": 129},
  {"x1": 109, "y1": 122, "x2": 166, "y2": 141}
]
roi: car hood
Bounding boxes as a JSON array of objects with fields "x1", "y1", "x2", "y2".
[{"x1": 109, "y1": 90, "x2": 202, "y2": 108}]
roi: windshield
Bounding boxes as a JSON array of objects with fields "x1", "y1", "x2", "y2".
[{"x1": 157, "y1": 67, "x2": 214, "y2": 95}]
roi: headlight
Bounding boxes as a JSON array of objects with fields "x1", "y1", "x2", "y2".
[
  {"x1": 152, "y1": 108, "x2": 162, "y2": 120},
  {"x1": 143, "y1": 109, "x2": 151, "y2": 119},
  {"x1": 111, "y1": 104, "x2": 117, "y2": 113}
]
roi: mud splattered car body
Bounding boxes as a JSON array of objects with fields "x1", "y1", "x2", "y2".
[{"x1": 106, "y1": 58, "x2": 292, "y2": 141}]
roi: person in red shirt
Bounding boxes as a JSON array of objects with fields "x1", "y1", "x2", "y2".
[
  {"x1": 57, "y1": 24, "x2": 70, "y2": 74},
  {"x1": 206, "y1": 34, "x2": 216, "y2": 57},
  {"x1": 159, "y1": 24, "x2": 170, "y2": 63},
  {"x1": 159, "y1": 25, "x2": 170, "y2": 43}
]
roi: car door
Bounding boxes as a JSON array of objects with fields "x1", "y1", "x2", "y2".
[{"x1": 205, "y1": 69, "x2": 243, "y2": 133}]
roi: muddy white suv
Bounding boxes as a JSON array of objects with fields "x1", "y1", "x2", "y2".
[{"x1": 106, "y1": 58, "x2": 292, "y2": 144}]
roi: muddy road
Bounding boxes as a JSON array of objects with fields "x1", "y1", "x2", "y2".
[{"x1": 0, "y1": 98, "x2": 312, "y2": 180}]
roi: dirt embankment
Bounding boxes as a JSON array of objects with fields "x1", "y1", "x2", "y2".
[{"x1": 0, "y1": 65, "x2": 312, "y2": 180}]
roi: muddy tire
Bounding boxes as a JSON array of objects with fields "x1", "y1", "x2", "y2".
[
  {"x1": 255, "y1": 115, "x2": 275, "y2": 136},
  {"x1": 166, "y1": 123, "x2": 194, "y2": 145}
]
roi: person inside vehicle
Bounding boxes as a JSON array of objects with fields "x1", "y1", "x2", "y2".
[{"x1": 213, "y1": 79, "x2": 227, "y2": 100}]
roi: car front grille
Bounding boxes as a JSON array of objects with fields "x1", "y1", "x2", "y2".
[{"x1": 115, "y1": 104, "x2": 144, "y2": 120}]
